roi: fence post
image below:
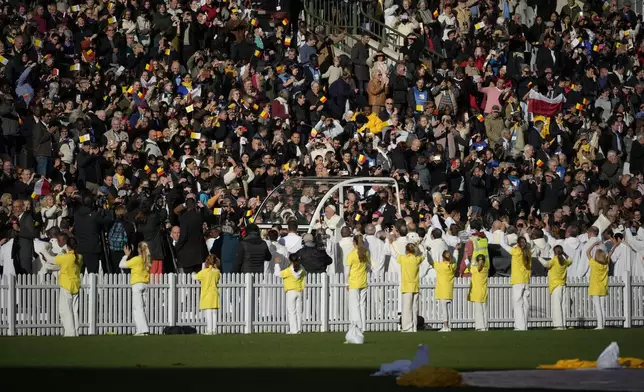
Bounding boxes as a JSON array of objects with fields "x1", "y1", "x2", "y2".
[
  {"x1": 244, "y1": 274, "x2": 253, "y2": 334},
  {"x1": 624, "y1": 272, "x2": 631, "y2": 329},
  {"x1": 168, "y1": 273, "x2": 177, "y2": 327},
  {"x1": 88, "y1": 274, "x2": 98, "y2": 335},
  {"x1": 8, "y1": 276, "x2": 16, "y2": 336},
  {"x1": 321, "y1": 273, "x2": 329, "y2": 332}
]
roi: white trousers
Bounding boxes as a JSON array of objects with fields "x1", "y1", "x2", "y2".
[
  {"x1": 59, "y1": 288, "x2": 79, "y2": 337},
  {"x1": 439, "y1": 300, "x2": 452, "y2": 324},
  {"x1": 286, "y1": 290, "x2": 303, "y2": 334},
  {"x1": 512, "y1": 284, "x2": 530, "y2": 330},
  {"x1": 349, "y1": 288, "x2": 367, "y2": 332},
  {"x1": 551, "y1": 285, "x2": 566, "y2": 328},
  {"x1": 401, "y1": 292, "x2": 419, "y2": 332},
  {"x1": 203, "y1": 309, "x2": 217, "y2": 334},
  {"x1": 473, "y1": 302, "x2": 488, "y2": 331},
  {"x1": 132, "y1": 283, "x2": 149, "y2": 334},
  {"x1": 592, "y1": 295, "x2": 606, "y2": 329}
]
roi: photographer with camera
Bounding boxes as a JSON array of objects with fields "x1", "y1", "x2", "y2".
[
  {"x1": 292, "y1": 233, "x2": 332, "y2": 273},
  {"x1": 77, "y1": 143, "x2": 102, "y2": 192},
  {"x1": 135, "y1": 197, "x2": 168, "y2": 274},
  {"x1": 74, "y1": 195, "x2": 114, "y2": 273}
]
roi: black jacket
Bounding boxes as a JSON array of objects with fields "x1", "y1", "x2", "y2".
[
  {"x1": 135, "y1": 210, "x2": 167, "y2": 260},
  {"x1": 234, "y1": 232, "x2": 272, "y2": 273},
  {"x1": 294, "y1": 246, "x2": 332, "y2": 273},
  {"x1": 176, "y1": 210, "x2": 207, "y2": 268},
  {"x1": 74, "y1": 206, "x2": 114, "y2": 254}
]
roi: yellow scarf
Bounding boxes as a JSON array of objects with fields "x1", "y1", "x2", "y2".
[{"x1": 181, "y1": 81, "x2": 193, "y2": 90}]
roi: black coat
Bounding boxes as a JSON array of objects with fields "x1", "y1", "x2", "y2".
[
  {"x1": 15, "y1": 213, "x2": 38, "y2": 273},
  {"x1": 233, "y1": 232, "x2": 272, "y2": 273},
  {"x1": 469, "y1": 175, "x2": 489, "y2": 208},
  {"x1": 74, "y1": 206, "x2": 114, "y2": 255},
  {"x1": 175, "y1": 210, "x2": 206, "y2": 268},
  {"x1": 294, "y1": 246, "x2": 332, "y2": 273},
  {"x1": 630, "y1": 140, "x2": 644, "y2": 176},
  {"x1": 135, "y1": 210, "x2": 167, "y2": 260}
]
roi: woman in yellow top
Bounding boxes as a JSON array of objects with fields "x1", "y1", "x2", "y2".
[
  {"x1": 538, "y1": 245, "x2": 571, "y2": 330},
  {"x1": 501, "y1": 235, "x2": 532, "y2": 331},
  {"x1": 345, "y1": 235, "x2": 370, "y2": 342},
  {"x1": 394, "y1": 243, "x2": 425, "y2": 333},
  {"x1": 587, "y1": 241, "x2": 609, "y2": 330},
  {"x1": 194, "y1": 255, "x2": 221, "y2": 335},
  {"x1": 55, "y1": 236, "x2": 82, "y2": 337},
  {"x1": 432, "y1": 250, "x2": 457, "y2": 332},
  {"x1": 274, "y1": 253, "x2": 306, "y2": 334},
  {"x1": 119, "y1": 242, "x2": 152, "y2": 336},
  {"x1": 468, "y1": 254, "x2": 489, "y2": 331}
]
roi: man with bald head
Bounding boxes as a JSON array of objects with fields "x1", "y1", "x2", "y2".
[{"x1": 144, "y1": 129, "x2": 163, "y2": 157}]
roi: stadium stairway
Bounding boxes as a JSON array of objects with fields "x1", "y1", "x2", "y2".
[{"x1": 302, "y1": 0, "x2": 445, "y2": 64}]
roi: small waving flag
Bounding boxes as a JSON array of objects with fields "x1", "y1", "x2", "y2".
[
  {"x1": 246, "y1": 210, "x2": 253, "y2": 217},
  {"x1": 476, "y1": 114, "x2": 485, "y2": 122},
  {"x1": 34, "y1": 39, "x2": 43, "y2": 48},
  {"x1": 575, "y1": 103, "x2": 584, "y2": 111},
  {"x1": 108, "y1": 16, "x2": 117, "y2": 24},
  {"x1": 165, "y1": 49, "x2": 171, "y2": 55},
  {"x1": 0, "y1": 56, "x2": 8, "y2": 65},
  {"x1": 137, "y1": 91, "x2": 144, "y2": 99},
  {"x1": 355, "y1": 214, "x2": 361, "y2": 221},
  {"x1": 31, "y1": 192, "x2": 39, "y2": 201},
  {"x1": 416, "y1": 104, "x2": 423, "y2": 112},
  {"x1": 254, "y1": 49, "x2": 261, "y2": 57},
  {"x1": 145, "y1": 64, "x2": 153, "y2": 71},
  {"x1": 433, "y1": 9, "x2": 439, "y2": 18},
  {"x1": 190, "y1": 132, "x2": 201, "y2": 140},
  {"x1": 593, "y1": 45, "x2": 599, "y2": 52},
  {"x1": 582, "y1": 98, "x2": 589, "y2": 105},
  {"x1": 259, "y1": 111, "x2": 269, "y2": 119},
  {"x1": 311, "y1": 129, "x2": 318, "y2": 137},
  {"x1": 213, "y1": 208, "x2": 222, "y2": 215},
  {"x1": 79, "y1": 134, "x2": 90, "y2": 143},
  {"x1": 284, "y1": 37, "x2": 291, "y2": 46},
  {"x1": 228, "y1": 103, "x2": 236, "y2": 109},
  {"x1": 186, "y1": 104, "x2": 194, "y2": 113},
  {"x1": 144, "y1": 165, "x2": 151, "y2": 174},
  {"x1": 276, "y1": 65, "x2": 285, "y2": 74},
  {"x1": 282, "y1": 163, "x2": 290, "y2": 171},
  {"x1": 536, "y1": 159, "x2": 544, "y2": 167},
  {"x1": 475, "y1": 21, "x2": 485, "y2": 30},
  {"x1": 282, "y1": 18, "x2": 289, "y2": 26},
  {"x1": 358, "y1": 154, "x2": 367, "y2": 165},
  {"x1": 319, "y1": 96, "x2": 327, "y2": 103},
  {"x1": 127, "y1": 86, "x2": 134, "y2": 94},
  {"x1": 70, "y1": 63, "x2": 81, "y2": 71},
  {"x1": 157, "y1": 167, "x2": 165, "y2": 176},
  {"x1": 71, "y1": 5, "x2": 81, "y2": 12},
  {"x1": 251, "y1": 18, "x2": 259, "y2": 26}
]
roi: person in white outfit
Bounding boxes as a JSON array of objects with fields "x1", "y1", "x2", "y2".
[
  {"x1": 364, "y1": 224, "x2": 390, "y2": 277},
  {"x1": 279, "y1": 221, "x2": 303, "y2": 255},
  {"x1": 119, "y1": 242, "x2": 152, "y2": 336},
  {"x1": 274, "y1": 254, "x2": 306, "y2": 334},
  {"x1": 608, "y1": 233, "x2": 631, "y2": 281}
]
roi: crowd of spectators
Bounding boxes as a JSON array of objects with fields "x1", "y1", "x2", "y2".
[{"x1": 0, "y1": 0, "x2": 644, "y2": 281}]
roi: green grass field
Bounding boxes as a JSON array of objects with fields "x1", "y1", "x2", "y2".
[{"x1": 1, "y1": 329, "x2": 643, "y2": 391}]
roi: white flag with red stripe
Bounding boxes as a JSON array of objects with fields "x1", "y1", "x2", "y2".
[
  {"x1": 527, "y1": 90, "x2": 565, "y2": 117},
  {"x1": 34, "y1": 178, "x2": 51, "y2": 196}
]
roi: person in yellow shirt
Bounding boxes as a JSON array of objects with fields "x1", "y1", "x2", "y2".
[
  {"x1": 393, "y1": 243, "x2": 425, "y2": 332},
  {"x1": 55, "y1": 235, "x2": 82, "y2": 337},
  {"x1": 433, "y1": 250, "x2": 457, "y2": 332},
  {"x1": 345, "y1": 235, "x2": 370, "y2": 343},
  {"x1": 587, "y1": 241, "x2": 609, "y2": 330},
  {"x1": 468, "y1": 254, "x2": 489, "y2": 331},
  {"x1": 501, "y1": 235, "x2": 532, "y2": 331},
  {"x1": 119, "y1": 242, "x2": 152, "y2": 336},
  {"x1": 194, "y1": 254, "x2": 221, "y2": 335},
  {"x1": 274, "y1": 253, "x2": 306, "y2": 334},
  {"x1": 538, "y1": 245, "x2": 571, "y2": 330}
]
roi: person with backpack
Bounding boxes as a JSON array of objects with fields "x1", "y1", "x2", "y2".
[{"x1": 108, "y1": 205, "x2": 136, "y2": 273}]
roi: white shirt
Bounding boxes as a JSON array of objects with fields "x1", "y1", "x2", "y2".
[
  {"x1": 279, "y1": 233, "x2": 303, "y2": 255},
  {"x1": 364, "y1": 235, "x2": 390, "y2": 275},
  {"x1": 0, "y1": 239, "x2": 15, "y2": 278}
]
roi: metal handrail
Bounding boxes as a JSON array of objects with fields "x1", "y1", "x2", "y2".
[{"x1": 302, "y1": 0, "x2": 444, "y2": 62}]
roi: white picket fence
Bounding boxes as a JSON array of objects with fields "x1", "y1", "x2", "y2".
[{"x1": 0, "y1": 273, "x2": 643, "y2": 336}]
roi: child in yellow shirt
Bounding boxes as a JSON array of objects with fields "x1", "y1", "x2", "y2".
[
  {"x1": 433, "y1": 250, "x2": 456, "y2": 332},
  {"x1": 587, "y1": 241, "x2": 609, "y2": 330},
  {"x1": 468, "y1": 253, "x2": 490, "y2": 331},
  {"x1": 194, "y1": 255, "x2": 221, "y2": 335},
  {"x1": 275, "y1": 254, "x2": 306, "y2": 334},
  {"x1": 120, "y1": 242, "x2": 152, "y2": 336},
  {"x1": 396, "y1": 243, "x2": 425, "y2": 333},
  {"x1": 538, "y1": 245, "x2": 571, "y2": 330}
]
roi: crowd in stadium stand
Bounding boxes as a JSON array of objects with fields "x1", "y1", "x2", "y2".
[{"x1": 1, "y1": 0, "x2": 644, "y2": 335}]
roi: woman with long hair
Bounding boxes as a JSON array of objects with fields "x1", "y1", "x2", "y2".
[
  {"x1": 55, "y1": 235, "x2": 82, "y2": 337},
  {"x1": 433, "y1": 250, "x2": 457, "y2": 332},
  {"x1": 587, "y1": 242, "x2": 609, "y2": 330},
  {"x1": 394, "y1": 243, "x2": 426, "y2": 332},
  {"x1": 345, "y1": 235, "x2": 370, "y2": 343},
  {"x1": 194, "y1": 254, "x2": 222, "y2": 335},
  {"x1": 119, "y1": 242, "x2": 152, "y2": 336},
  {"x1": 468, "y1": 253, "x2": 490, "y2": 331},
  {"x1": 539, "y1": 245, "x2": 571, "y2": 330},
  {"x1": 501, "y1": 234, "x2": 532, "y2": 331}
]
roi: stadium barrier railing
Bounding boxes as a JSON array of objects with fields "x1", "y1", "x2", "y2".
[{"x1": 0, "y1": 272, "x2": 642, "y2": 336}]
